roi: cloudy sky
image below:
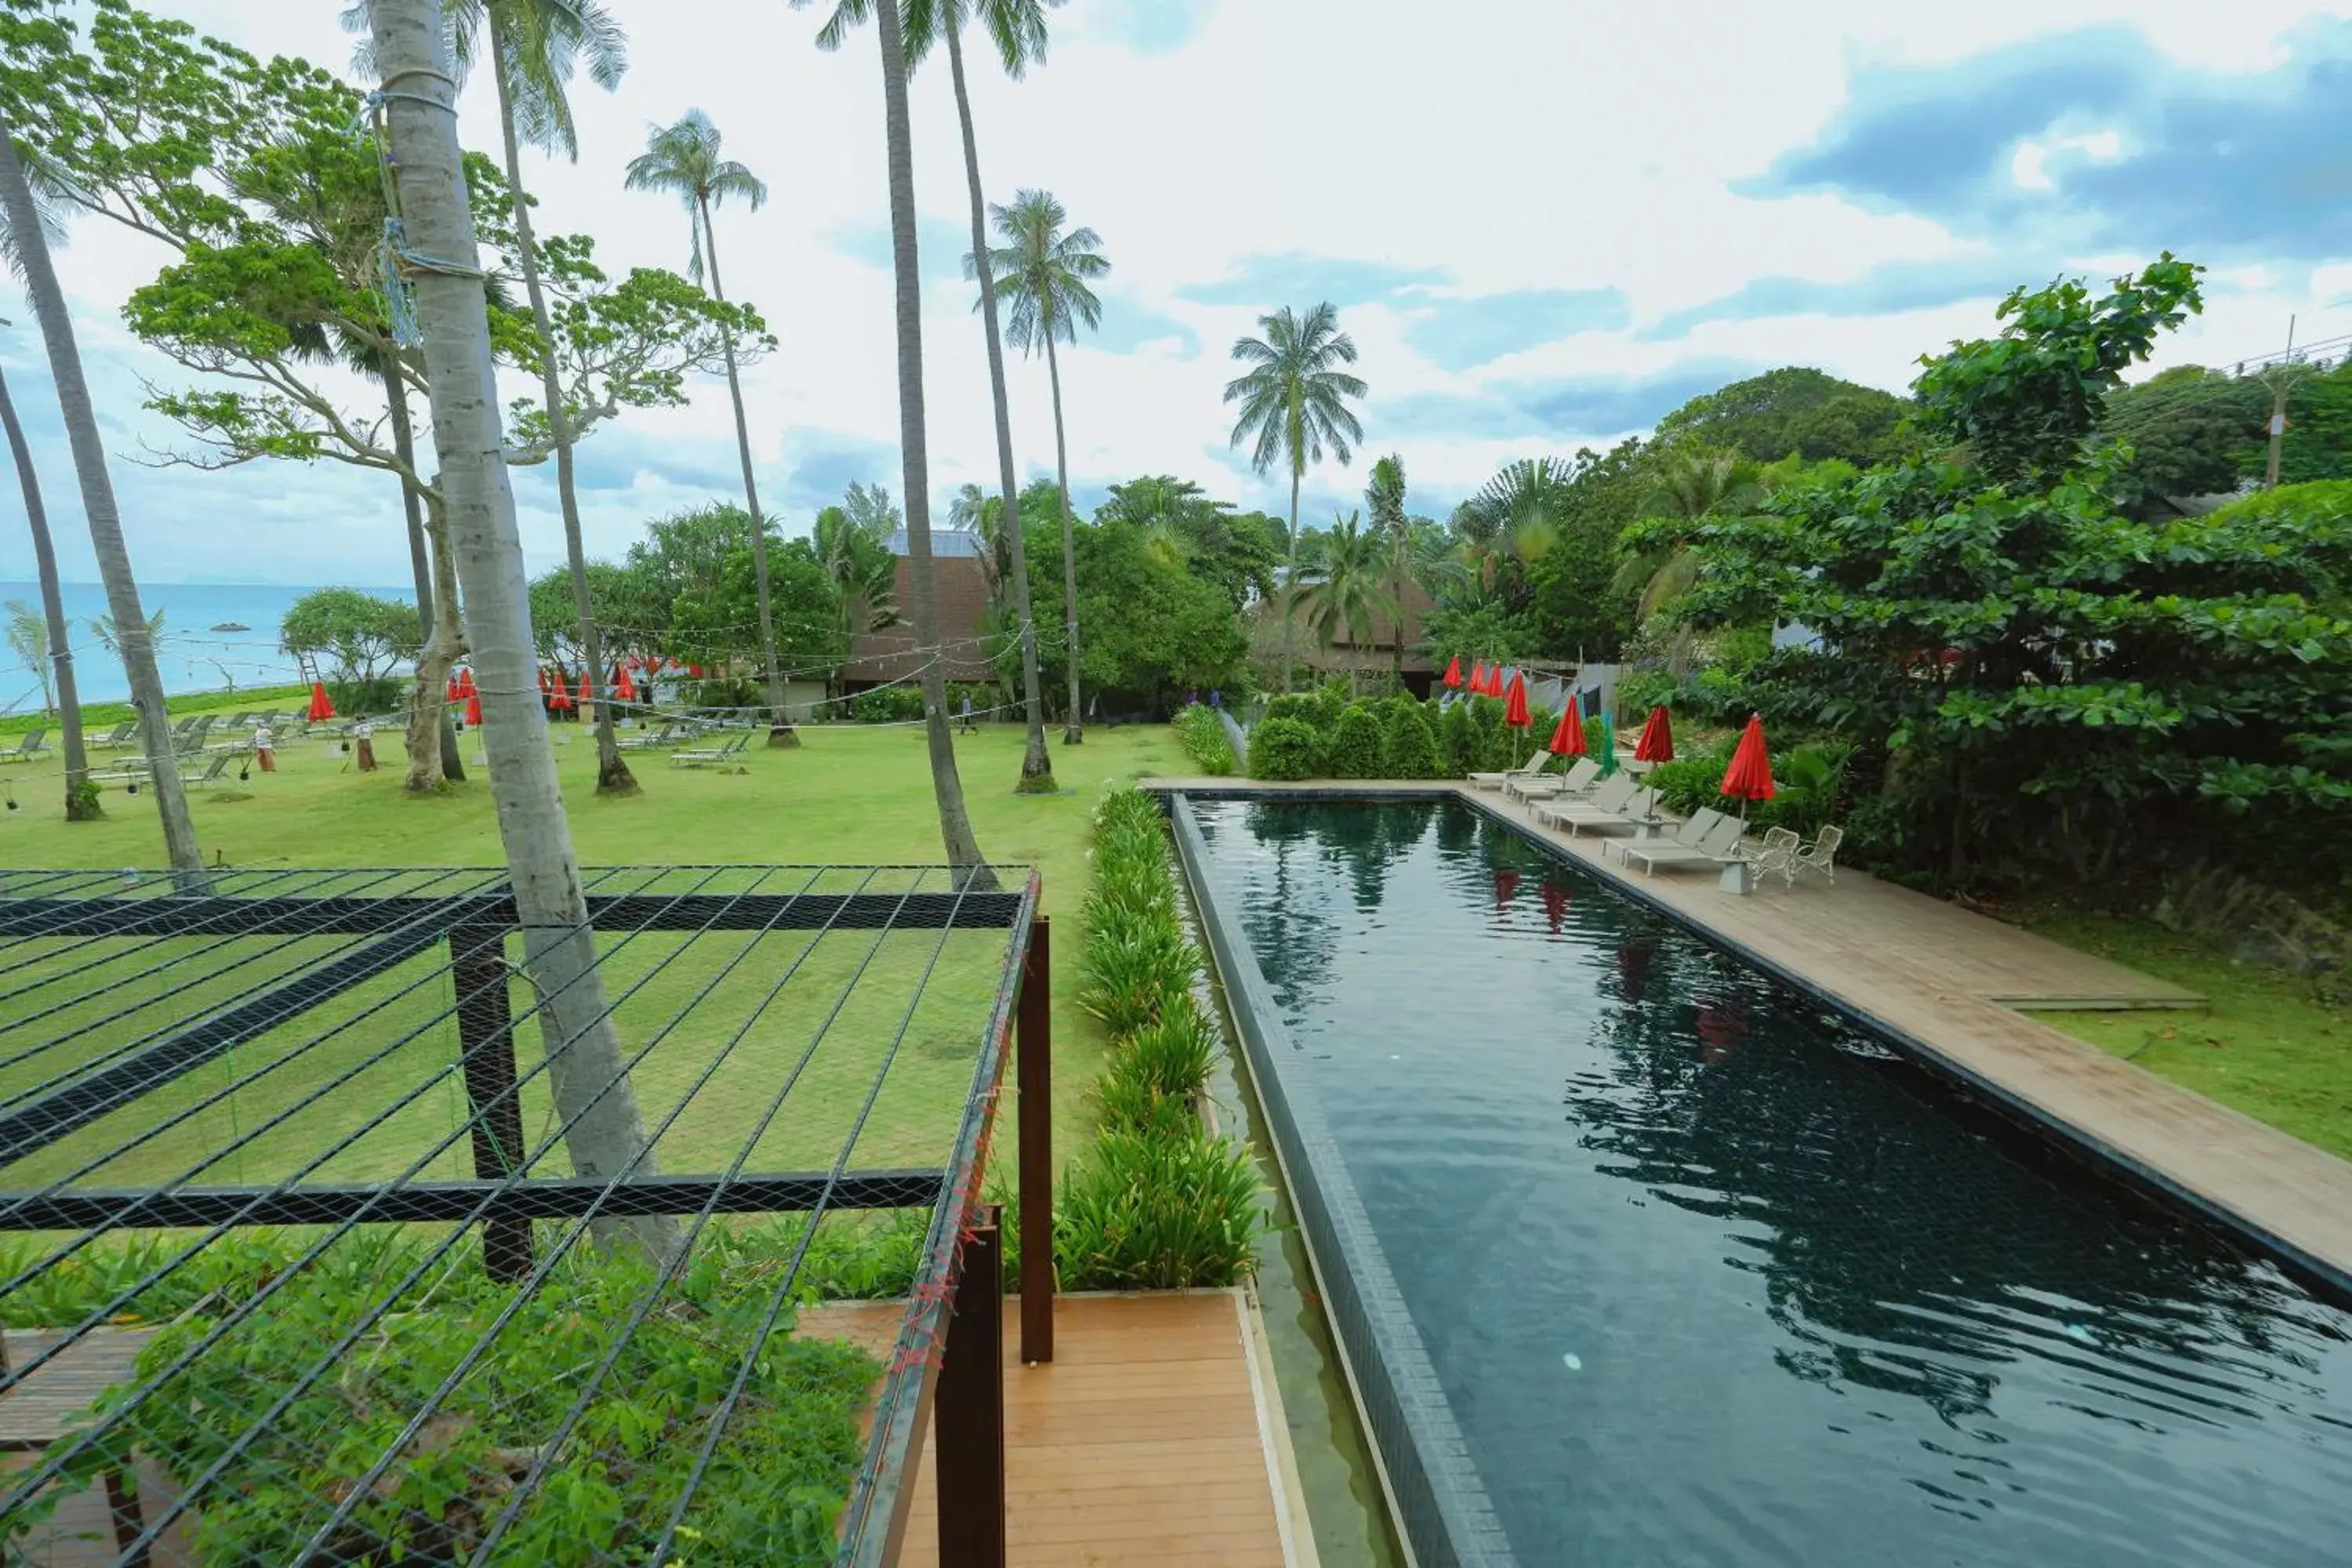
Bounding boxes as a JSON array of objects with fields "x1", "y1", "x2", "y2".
[{"x1": 4, "y1": 0, "x2": 2350, "y2": 586}]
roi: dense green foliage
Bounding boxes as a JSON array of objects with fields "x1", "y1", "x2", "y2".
[
  {"x1": 1655, "y1": 366, "x2": 1915, "y2": 468},
  {"x1": 1382, "y1": 699, "x2": 1443, "y2": 778},
  {"x1": 1247, "y1": 715, "x2": 1322, "y2": 781},
  {"x1": 1171, "y1": 703, "x2": 1237, "y2": 775},
  {"x1": 1061, "y1": 791, "x2": 1261, "y2": 1289},
  {"x1": 1014, "y1": 509, "x2": 1252, "y2": 713},
  {"x1": 1327, "y1": 702, "x2": 1386, "y2": 779},
  {"x1": 1650, "y1": 258, "x2": 2352, "y2": 895},
  {"x1": 278, "y1": 587, "x2": 420, "y2": 717}
]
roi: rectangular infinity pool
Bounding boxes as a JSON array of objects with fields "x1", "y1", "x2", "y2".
[{"x1": 1183, "y1": 797, "x2": 2352, "y2": 1567}]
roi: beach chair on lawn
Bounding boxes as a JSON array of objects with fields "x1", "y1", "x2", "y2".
[
  {"x1": 1506, "y1": 757, "x2": 1599, "y2": 803},
  {"x1": 1790, "y1": 825, "x2": 1844, "y2": 886},
  {"x1": 670, "y1": 729, "x2": 751, "y2": 768},
  {"x1": 176, "y1": 750, "x2": 238, "y2": 789},
  {"x1": 617, "y1": 720, "x2": 684, "y2": 752},
  {"x1": 0, "y1": 729, "x2": 48, "y2": 765},
  {"x1": 1468, "y1": 750, "x2": 1551, "y2": 791},
  {"x1": 1619, "y1": 815, "x2": 1756, "y2": 877},
  {"x1": 87, "y1": 720, "x2": 139, "y2": 750}
]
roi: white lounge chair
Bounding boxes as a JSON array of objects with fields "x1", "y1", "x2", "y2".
[
  {"x1": 0, "y1": 728, "x2": 49, "y2": 764},
  {"x1": 618, "y1": 720, "x2": 686, "y2": 752},
  {"x1": 1468, "y1": 750, "x2": 1550, "y2": 790},
  {"x1": 1533, "y1": 775, "x2": 1639, "y2": 829},
  {"x1": 671, "y1": 729, "x2": 751, "y2": 768},
  {"x1": 1505, "y1": 757, "x2": 1598, "y2": 803},
  {"x1": 1619, "y1": 815, "x2": 1753, "y2": 876},
  {"x1": 87, "y1": 720, "x2": 139, "y2": 750},
  {"x1": 1791, "y1": 825, "x2": 1843, "y2": 886},
  {"x1": 1547, "y1": 782, "x2": 1661, "y2": 838},
  {"x1": 1608, "y1": 806, "x2": 1726, "y2": 862}
]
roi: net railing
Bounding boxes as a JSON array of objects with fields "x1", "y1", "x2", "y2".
[{"x1": 0, "y1": 863, "x2": 1037, "y2": 1567}]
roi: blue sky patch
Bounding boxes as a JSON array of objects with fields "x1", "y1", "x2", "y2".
[
  {"x1": 1642, "y1": 256, "x2": 2027, "y2": 340},
  {"x1": 1402, "y1": 287, "x2": 1632, "y2": 371},
  {"x1": 1177, "y1": 252, "x2": 1450, "y2": 310}
]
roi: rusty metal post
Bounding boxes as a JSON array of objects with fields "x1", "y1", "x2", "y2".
[
  {"x1": 936, "y1": 1205, "x2": 1006, "y2": 1568},
  {"x1": 1017, "y1": 915, "x2": 1053, "y2": 1364},
  {"x1": 450, "y1": 924, "x2": 532, "y2": 1283}
]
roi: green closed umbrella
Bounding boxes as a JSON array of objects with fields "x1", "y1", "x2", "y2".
[{"x1": 1595, "y1": 710, "x2": 1618, "y2": 778}]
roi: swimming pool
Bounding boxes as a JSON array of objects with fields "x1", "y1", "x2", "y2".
[{"x1": 1177, "y1": 796, "x2": 2352, "y2": 1567}]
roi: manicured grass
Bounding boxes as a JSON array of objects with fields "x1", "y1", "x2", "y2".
[
  {"x1": 2020, "y1": 906, "x2": 2352, "y2": 1163},
  {"x1": 0, "y1": 681, "x2": 310, "y2": 739},
  {"x1": 0, "y1": 720, "x2": 1191, "y2": 1182}
]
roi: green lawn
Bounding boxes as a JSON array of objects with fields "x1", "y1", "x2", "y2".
[
  {"x1": 2020, "y1": 906, "x2": 2352, "y2": 1163},
  {"x1": 0, "y1": 720, "x2": 1189, "y2": 1189}
]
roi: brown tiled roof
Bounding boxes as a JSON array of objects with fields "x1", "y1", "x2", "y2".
[{"x1": 840, "y1": 554, "x2": 1000, "y2": 684}]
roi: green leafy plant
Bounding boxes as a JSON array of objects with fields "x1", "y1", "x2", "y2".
[
  {"x1": 1076, "y1": 902, "x2": 1196, "y2": 1034},
  {"x1": 1110, "y1": 1001, "x2": 1217, "y2": 1102},
  {"x1": 1383, "y1": 700, "x2": 1442, "y2": 778},
  {"x1": 1327, "y1": 702, "x2": 1386, "y2": 779},
  {"x1": 850, "y1": 684, "x2": 927, "y2": 723},
  {"x1": 1438, "y1": 699, "x2": 1477, "y2": 777},
  {"x1": 1171, "y1": 703, "x2": 1237, "y2": 776},
  {"x1": 1054, "y1": 1127, "x2": 1264, "y2": 1290},
  {"x1": 1247, "y1": 715, "x2": 1322, "y2": 781}
]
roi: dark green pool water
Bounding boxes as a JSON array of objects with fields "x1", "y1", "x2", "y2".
[{"x1": 1189, "y1": 798, "x2": 2352, "y2": 1566}]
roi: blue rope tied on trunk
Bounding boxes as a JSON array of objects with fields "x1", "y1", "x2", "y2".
[{"x1": 352, "y1": 82, "x2": 487, "y2": 347}]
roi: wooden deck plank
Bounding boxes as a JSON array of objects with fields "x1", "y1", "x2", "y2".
[
  {"x1": 800, "y1": 1291, "x2": 1289, "y2": 1567},
  {"x1": 1149, "y1": 777, "x2": 2352, "y2": 1286}
]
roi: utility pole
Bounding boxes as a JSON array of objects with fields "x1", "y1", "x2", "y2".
[{"x1": 2263, "y1": 314, "x2": 2298, "y2": 491}]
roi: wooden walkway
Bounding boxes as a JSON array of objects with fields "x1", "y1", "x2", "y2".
[
  {"x1": 803, "y1": 1290, "x2": 1296, "y2": 1567},
  {"x1": 1151, "y1": 777, "x2": 2352, "y2": 1289}
]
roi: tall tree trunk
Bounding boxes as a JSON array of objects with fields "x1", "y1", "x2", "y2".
[
  {"x1": 944, "y1": 22, "x2": 1052, "y2": 791},
  {"x1": 488, "y1": 13, "x2": 634, "y2": 796},
  {"x1": 0, "y1": 121, "x2": 200, "y2": 873},
  {"x1": 1044, "y1": 332, "x2": 1082, "y2": 742},
  {"x1": 383, "y1": 358, "x2": 464, "y2": 789},
  {"x1": 1281, "y1": 460, "x2": 1301, "y2": 694},
  {"x1": 0, "y1": 358, "x2": 91, "y2": 819},
  {"x1": 874, "y1": 0, "x2": 990, "y2": 884},
  {"x1": 695, "y1": 195, "x2": 785, "y2": 726},
  {"x1": 368, "y1": 0, "x2": 673, "y2": 1261}
]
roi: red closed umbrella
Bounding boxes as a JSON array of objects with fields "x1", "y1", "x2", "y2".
[
  {"x1": 1442, "y1": 655, "x2": 1464, "y2": 691},
  {"x1": 548, "y1": 672, "x2": 572, "y2": 711},
  {"x1": 688, "y1": 663, "x2": 704, "y2": 679},
  {"x1": 1487, "y1": 663, "x2": 1508, "y2": 697},
  {"x1": 615, "y1": 664, "x2": 637, "y2": 702},
  {"x1": 465, "y1": 688, "x2": 483, "y2": 727},
  {"x1": 456, "y1": 667, "x2": 477, "y2": 699},
  {"x1": 1548, "y1": 702, "x2": 1587, "y2": 757},
  {"x1": 307, "y1": 681, "x2": 335, "y2": 721},
  {"x1": 576, "y1": 670, "x2": 594, "y2": 711},
  {"x1": 1468, "y1": 659, "x2": 1487, "y2": 696},
  {"x1": 1634, "y1": 704, "x2": 1675, "y2": 764},
  {"x1": 1719, "y1": 713, "x2": 1776, "y2": 812},
  {"x1": 445, "y1": 674, "x2": 461, "y2": 705},
  {"x1": 538, "y1": 668, "x2": 551, "y2": 695},
  {"x1": 1502, "y1": 671, "x2": 1532, "y2": 728}
]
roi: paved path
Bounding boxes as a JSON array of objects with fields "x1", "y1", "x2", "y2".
[{"x1": 1146, "y1": 776, "x2": 2352, "y2": 1292}]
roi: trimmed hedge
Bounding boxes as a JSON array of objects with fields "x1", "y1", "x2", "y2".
[
  {"x1": 1327, "y1": 703, "x2": 1387, "y2": 779},
  {"x1": 1247, "y1": 716, "x2": 1321, "y2": 781},
  {"x1": 1384, "y1": 701, "x2": 1443, "y2": 778}
]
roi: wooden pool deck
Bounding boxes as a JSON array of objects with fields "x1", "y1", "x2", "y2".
[
  {"x1": 1150, "y1": 776, "x2": 2352, "y2": 1291},
  {"x1": 803, "y1": 1290, "x2": 1298, "y2": 1567}
]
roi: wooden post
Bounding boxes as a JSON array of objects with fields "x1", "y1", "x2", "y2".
[
  {"x1": 936, "y1": 1205, "x2": 1005, "y2": 1568},
  {"x1": 1017, "y1": 915, "x2": 1053, "y2": 1364},
  {"x1": 450, "y1": 924, "x2": 532, "y2": 1283}
]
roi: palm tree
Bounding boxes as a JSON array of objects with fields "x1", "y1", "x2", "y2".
[
  {"x1": 978, "y1": 187, "x2": 1105, "y2": 741},
  {"x1": 362, "y1": 0, "x2": 672, "y2": 1258},
  {"x1": 0, "y1": 167, "x2": 92, "y2": 818},
  {"x1": 0, "y1": 125, "x2": 195, "y2": 862},
  {"x1": 4, "y1": 601, "x2": 47, "y2": 711},
  {"x1": 1298, "y1": 511, "x2": 1396, "y2": 695},
  {"x1": 348, "y1": 0, "x2": 637, "y2": 792},
  {"x1": 1613, "y1": 448, "x2": 1764, "y2": 619},
  {"x1": 795, "y1": 0, "x2": 992, "y2": 881},
  {"x1": 1225, "y1": 303, "x2": 1367, "y2": 691},
  {"x1": 623, "y1": 111, "x2": 786, "y2": 724},
  {"x1": 1365, "y1": 453, "x2": 1411, "y2": 686}
]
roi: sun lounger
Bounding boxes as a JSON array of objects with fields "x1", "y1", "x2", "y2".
[
  {"x1": 176, "y1": 750, "x2": 238, "y2": 789},
  {"x1": 1506, "y1": 757, "x2": 1600, "y2": 802},
  {"x1": 618, "y1": 721, "x2": 685, "y2": 752},
  {"x1": 1546, "y1": 782, "x2": 1661, "y2": 838},
  {"x1": 1608, "y1": 807, "x2": 1726, "y2": 862},
  {"x1": 670, "y1": 730, "x2": 751, "y2": 767},
  {"x1": 0, "y1": 728, "x2": 49, "y2": 765},
  {"x1": 1619, "y1": 815, "x2": 1753, "y2": 876},
  {"x1": 1468, "y1": 750, "x2": 1550, "y2": 790},
  {"x1": 1533, "y1": 775, "x2": 1638, "y2": 828},
  {"x1": 88, "y1": 720, "x2": 139, "y2": 750}
]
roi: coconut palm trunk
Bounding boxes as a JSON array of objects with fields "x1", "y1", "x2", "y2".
[
  {"x1": 0, "y1": 121, "x2": 199, "y2": 871},
  {"x1": 487, "y1": 9, "x2": 634, "y2": 795},
  {"x1": 365, "y1": 0, "x2": 673, "y2": 1259},
  {"x1": 1282, "y1": 453, "x2": 1301, "y2": 693},
  {"x1": 693, "y1": 194, "x2": 785, "y2": 724},
  {"x1": 382, "y1": 358, "x2": 464, "y2": 789},
  {"x1": 0, "y1": 356, "x2": 89, "y2": 818},
  {"x1": 1042, "y1": 330, "x2": 1083, "y2": 739},
  {"x1": 942, "y1": 21, "x2": 1051, "y2": 787},
  {"x1": 874, "y1": 0, "x2": 990, "y2": 881}
]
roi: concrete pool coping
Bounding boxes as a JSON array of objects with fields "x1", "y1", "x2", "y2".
[{"x1": 1150, "y1": 779, "x2": 2352, "y2": 1307}]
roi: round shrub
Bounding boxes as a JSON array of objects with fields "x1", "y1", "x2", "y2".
[
  {"x1": 1384, "y1": 702, "x2": 1443, "y2": 778},
  {"x1": 1438, "y1": 700, "x2": 1477, "y2": 777},
  {"x1": 1247, "y1": 715, "x2": 1322, "y2": 781},
  {"x1": 1327, "y1": 704, "x2": 1387, "y2": 779}
]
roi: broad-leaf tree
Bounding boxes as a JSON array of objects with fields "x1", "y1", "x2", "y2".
[
  {"x1": 978, "y1": 187, "x2": 1105, "y2": 739},
  {"x1": 1225, "y1": 302, "x2": 1366, "y2": 691},
  {"x1": 623, "y1": 110, "x2": 789, "y2": 723},
  {"x1": 362, "y1": 0, "x2": 674, "y2": 1258},
  {"x1": 793, "y1": 0, "x2": 991, "y2": 882}
]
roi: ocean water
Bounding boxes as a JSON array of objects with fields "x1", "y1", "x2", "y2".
[
  {"x1": 0, "y1": 583, "x2": 412, "y2": 710},
  {"x1": 1188, "y1": 797, "x2": 2352, "y2": 1567}
]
